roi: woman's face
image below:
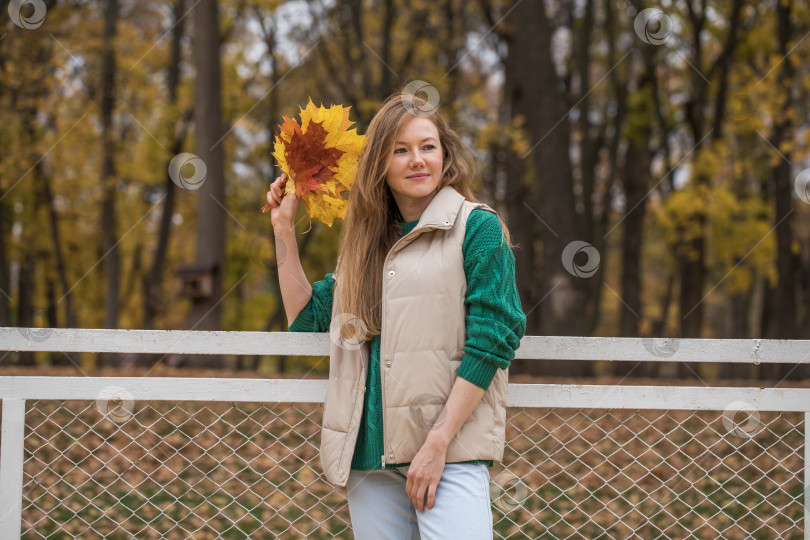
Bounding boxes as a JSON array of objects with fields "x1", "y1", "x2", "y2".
[{"x1": 385, "y1": 116, "x2": 444, "y2": 222}]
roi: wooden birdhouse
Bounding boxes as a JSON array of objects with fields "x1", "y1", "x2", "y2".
[{"x1": 175, "y1": 263, "x2": 218, "y2": 300}]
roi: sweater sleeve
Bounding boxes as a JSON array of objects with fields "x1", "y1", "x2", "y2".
[
  {"x1": 288, "y1": 273, "x2": 335, "y2": 332},
  {"x1": 457, "y1": 209, "x2": 527, "y2": 390}
]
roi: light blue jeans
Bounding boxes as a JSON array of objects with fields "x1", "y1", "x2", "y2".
[{"x1": 345, "y1": 463, "x2": 494, "y2": 539}]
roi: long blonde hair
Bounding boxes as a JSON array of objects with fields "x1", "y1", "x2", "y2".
[{"x1": 335, "y1": 92, "x2": 515, "y2": 340}]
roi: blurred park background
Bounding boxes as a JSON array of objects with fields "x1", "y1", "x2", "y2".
[{"x1": 1, "y1": 0, "x2": 810, "y2": 381}]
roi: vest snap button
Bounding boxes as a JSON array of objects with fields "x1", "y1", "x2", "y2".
[
  {"x1": 385, "y1": 361, "x2": 392, "y2": 367},
  {"x1": 388, "y1": 270, "x2": 395, "y2": 277},
  {"x1": 444, "y1": 220, "x2": 450, "y2": 225},
  {"x1": 388, "y1": 452, "x2": 394, "y2": 460}
]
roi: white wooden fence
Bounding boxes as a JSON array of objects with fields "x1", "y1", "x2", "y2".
[{"x1": 0, "y1": 329, "x2": 808, "y2": 538}]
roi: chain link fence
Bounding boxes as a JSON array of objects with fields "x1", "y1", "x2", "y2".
[{"x1": 9, "y1": 398, "x2": 804, "y2": 539}]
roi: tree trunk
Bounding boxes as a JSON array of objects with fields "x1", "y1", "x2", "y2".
[
  {"x1": 614, "y1": 95, "x2": 652, "y2": 377},
  {"x1": 618, "y1": 49, "x2": 655, "y2": 343},
  {"x1": 677, "y1": 0, "x2": 744, "y2": 376},
  {"x1": 651, "y1": 272, "x2": 676, "y2": 379},
  {"x1": 768, "y1": 0, "x2": 805, "y2": 381},
  {"x1": 721, "y1": 288, "x2": 753, "y2": 379},
  {"x1": 143, "y1": 0, "x2": 188, "y2": 333},
  {"x1": 379, "y1": 0, "x2": 396, "y2": 96},
  {"x1": 39, "y1": 124, "x2": 77, "y2": 331},
  {"x1": 187, "y1": 0, "x2": 227, "y2": 368},
  {"x1": 771, "y1": 0, "x2": 798, "y2": 340},
  {"x1": 0, "y1": 7, "x2": 8, "y2": 326},
  {"x1": 0, "y1": 192, "x2": 8, "y2": 327},
  {"x1": 38, "y1": 116, "x2": 78, "y2": 367},
  {"x1": 17, "y1": 94, "x2": 44, "y2": 368},
  {"x1": 99, "y1": 0, "x2": 121, "y2": 367},
  {"x1": 506, "y1": 0, "x2": 588, "y2": 377},
  {"x1": 7, "y1": 23, "x2": 57, "y2": 365},
  {"x1": 499, "y1": 5, "x2": 535, "y2": 377},
  {"x1": 618, "y1": 134, "x2": 648, "y2": 338},
  {"x1": 802, "y1": 236, "x2": 810, "y2": 340},
  {"x1": 575, "y1": 0, "x2": 608, "y2": 340},
  {"x1": 45, "y1": 279, "x2": 59, "y2": 366},
  {"x1": 17, "y1": 252, "x2": 35, "y2": 366},
  {"x1": 575, "y1": 0, "x2": 596, "y2": 245}
]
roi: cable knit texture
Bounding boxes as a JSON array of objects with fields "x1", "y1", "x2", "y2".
[{"x1": 289, "y1": 208, "x2": 526, "y2": 470}]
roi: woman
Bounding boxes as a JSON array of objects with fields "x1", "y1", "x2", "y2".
[{"x1": 266, "y1": 92, "x2": 526, "y2": 539}]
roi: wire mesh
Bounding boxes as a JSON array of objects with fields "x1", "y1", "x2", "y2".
[
  {"x1": 11, "y1": 400, "x2": 805, "y2": 539},
  {"x1": 493, "y1": 408, "x2": 804, "y2": 539}
]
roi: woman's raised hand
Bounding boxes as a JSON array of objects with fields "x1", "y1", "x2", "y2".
[{"x1": 266, "y1": 173, "x2": 300, "y2": 231}]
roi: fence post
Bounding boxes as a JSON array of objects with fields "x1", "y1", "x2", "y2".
[
  {"x1": 805, "y1": 411, "x2": 809, "y2": 539},
  {"x1": 0, "y1": 398, "x2": 25, "y2": 540}
]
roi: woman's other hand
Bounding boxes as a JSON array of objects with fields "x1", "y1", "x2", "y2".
[
  {"x1": 266, "y1": 172, "x2": 300, "y2": 230},
  {"x1": 405, "y1": 440, "x2": 447, "y2": 512}
]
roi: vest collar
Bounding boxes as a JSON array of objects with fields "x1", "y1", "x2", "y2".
[{"x1": 410, "y1": 185, "x2": 466, "y2": 233}]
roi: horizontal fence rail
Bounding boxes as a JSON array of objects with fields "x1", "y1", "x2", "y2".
[
  {"x1": 3, "y1": 328, "x2": 810, "y2": 363},
  {"x1": 0, "y1": 329, "x2": 808, "y2": 539}
]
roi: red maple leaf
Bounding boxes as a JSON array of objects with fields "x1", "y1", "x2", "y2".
[{"x1": 281, "y1": 121, "x2": 345, "y2": 197}]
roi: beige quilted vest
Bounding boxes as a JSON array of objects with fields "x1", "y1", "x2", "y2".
[{"x1": 320, "y1": 186, "x2": 508, "y2": 487}]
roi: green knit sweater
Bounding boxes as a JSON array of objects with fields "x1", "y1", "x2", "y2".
[{"x1": 289, "y1": 209, "x2": 526, "y2": 470}]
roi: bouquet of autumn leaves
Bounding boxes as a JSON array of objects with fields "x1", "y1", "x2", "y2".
[{"x1": 261, "y1": 99, "x2": 367, "y2": 227}]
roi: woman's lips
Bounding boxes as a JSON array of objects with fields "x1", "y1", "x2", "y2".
[{"x1": 407, "y1": 174, "x2": 429, "y2": 180}]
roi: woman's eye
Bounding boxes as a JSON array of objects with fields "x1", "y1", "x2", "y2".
[
  {"x1": 394, "y1": 148, "x2": 406, "y2": 154},
  {"x1": 423, "y1": 144, "x2": 435, "y2": 151}
]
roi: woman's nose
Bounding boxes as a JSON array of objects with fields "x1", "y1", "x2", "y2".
[{"x1": 410, "y1": 150, "x2": 424, "y2": 167}]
